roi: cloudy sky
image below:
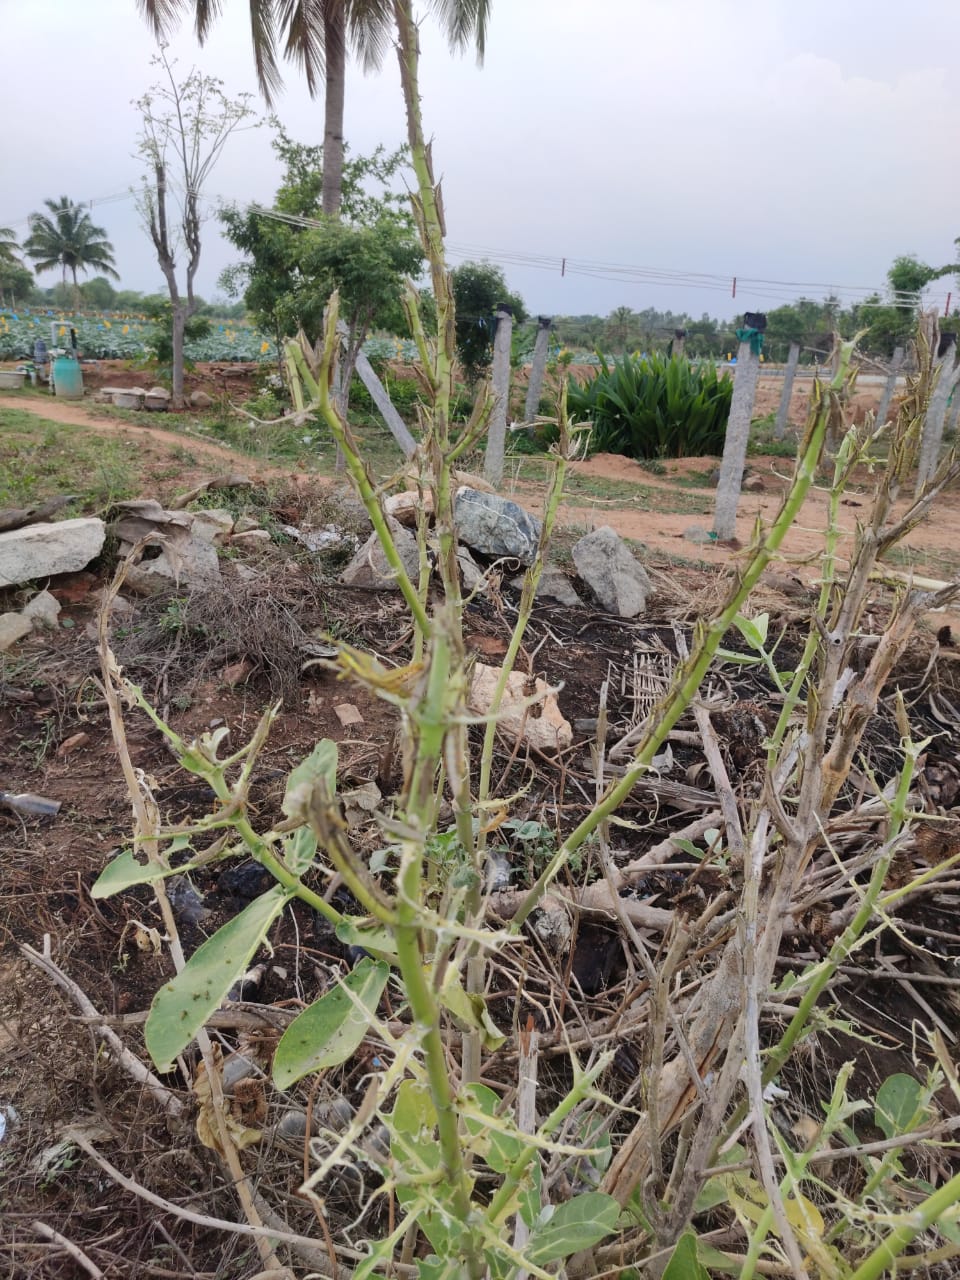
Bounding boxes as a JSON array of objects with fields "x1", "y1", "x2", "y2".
[{"x1": 3, "y1": 0, "x2": 959, "y2": 322}]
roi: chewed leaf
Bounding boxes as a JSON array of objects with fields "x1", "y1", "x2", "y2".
[
  {"x1": 92, "y1": 839, "x2": 193, "y2": 898},
  {"x1": 146, "y1": 884, "x2": 293, "y2": 1071},
  {"x1": 273, "y1": 958, "x2": 389, "y2": 1089},
  {"x1": 282, "y1": 739, "x2": 338, "y2": 823}
]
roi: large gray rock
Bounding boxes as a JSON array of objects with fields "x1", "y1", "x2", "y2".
[
  {"x1": 454, "y1": 488, "x2": 542, "y2": 565},
  {"x1": 111, "y1": 501, "x2": 222, "y2": 594},
  {"x1": 0, "y1": 518, "x2": 105, "y2": 587},
  {"x1": 572, "y1": 526, "x2": 652, "y2": 618},
  {"x1": 339, "y1": 518, "x2": 420, "y2": 591}
]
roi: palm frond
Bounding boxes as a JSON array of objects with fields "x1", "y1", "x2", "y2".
[
  {"x1": 248, "y1": 0, "x2": 284, "y2": 104},
  {"x1": 345, "y1": 0, "x2": 392, "y2": 71},
  {"x1": 135, "y1": 0, "x2": 191, "y2": 39},
  {"x1": 427, "y1": 0, "x2": 490, "y2": 60},
  {"x1": 277, "y1": 0, "x2": 328, "y2": 95}
]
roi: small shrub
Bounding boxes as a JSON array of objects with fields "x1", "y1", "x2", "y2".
[{"x1": 567, "y1": 351, "x2": 732, "y2": 459}]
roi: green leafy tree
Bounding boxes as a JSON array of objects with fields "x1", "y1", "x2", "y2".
[
  {"x1": 24, "y1": 197, "x2": 119, "y2": 304},
  {"x1": 80, "y1": 275, "x2": 119, "y2": 310},
  {"x1": 220, "y1": 130, "x2": 423, "y2": 407},
  {"x1": 0, "y1": 260, "x2": 33, "y2": 308},
  {"x1": 605, "y1": 305, "x2": 637, "y2": 353},
  {"x1": 0, "y1": 226, "x2": 32, "y2": 306},
  {"x1": 451, "y1": 259, "x2": 526, "y2": 383},
  {"x1": 138, "y1": 0, "x2": 490, "y2": 218}
]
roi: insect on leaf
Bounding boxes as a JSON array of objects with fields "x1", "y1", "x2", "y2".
[{"x1": 146, "y1": 884, "x2": 293, "y2": 1071}]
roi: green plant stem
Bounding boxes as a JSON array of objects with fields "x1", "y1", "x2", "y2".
[
  {"x1": 509, "y1": 393, "x2": 830, "y2": 932},
  {"x1": 289, "y1": 330, "x2": 431, "y2": 639},
  {"x1": 391, "y1": 622, "x2": 480, "y2": 1273},
  {"x1": 485, "y1": 1052, "x2": 614, "y2": 1228},
  {"x1": 847, "y1": 1167, "x2": 960, "y2": 1280},
  {"x1": 475, "y1": 443, "x2": 570, "y2": 858},
  {"x1": 759, "y1": 724, "x2": 921, "y2": 1088}
]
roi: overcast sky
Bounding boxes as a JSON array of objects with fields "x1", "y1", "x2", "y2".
[{"x1": 3, "y1": 0, "x2": 959, "y2": 322}]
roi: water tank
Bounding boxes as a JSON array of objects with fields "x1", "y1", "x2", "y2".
[{"x1": 53, "y1": 357, "x2": 83, "y2": 400}]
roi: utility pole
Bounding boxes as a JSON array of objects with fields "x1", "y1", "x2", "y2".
[{"x1": 874, "y1": 345, "x2": 904, "y2": 426}]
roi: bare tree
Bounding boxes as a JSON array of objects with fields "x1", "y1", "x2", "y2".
[{"x1": 136, "y1": 51, "x2": 256, "y2": 407}]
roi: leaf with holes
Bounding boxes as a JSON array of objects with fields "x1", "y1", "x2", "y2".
[
  {"x1": 146, "y1": 884, "x2": 293, "y2": 1071},
  {"x1": 92, "y1": 837, "x2": 194, "y2": 897}
]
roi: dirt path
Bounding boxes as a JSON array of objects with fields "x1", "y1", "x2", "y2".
[
  {"x1": 0, "y1": 394, "x2": 297, "y2": 482},
  {"x1": 6, "y1": 392, "x2": 958, "y2": 609}
]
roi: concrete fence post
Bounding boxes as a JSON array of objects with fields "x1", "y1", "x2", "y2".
[
  {"x1": 484, "y1": 304, "x2": 514, "y2": 488},
  {"x1": 774, "y1": 342, "x2": 800, "y2": 440},
  {"x1": 916, "y1": 334, "x2": 960, "y2": 495},
  {"x1": 354, "y1": 347, "x2": 417, "y2": 458},
  {"x1": 875, "y1": 345, "x2": 904, "y2": 427},
  {"x1": 671, "y1": 328, "x2": 687, "y2": 360},
  {"x1": 713, "y1": 313, "x2": 765, "y2": 542},
  {"x1": 523, "y1": 316, "x2": 552, "y2": 423}
]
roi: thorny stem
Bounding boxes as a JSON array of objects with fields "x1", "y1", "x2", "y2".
[
  {"x1": 288, "y1": 330, "x2": 431, "y2": 640},
  {"x1": 509, "y1": 359, "x2": 836, "y2": 931}
]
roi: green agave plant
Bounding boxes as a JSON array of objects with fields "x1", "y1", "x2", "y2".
[{"x1": 567, "y1": 350, "x2": 733, "y2": 459}]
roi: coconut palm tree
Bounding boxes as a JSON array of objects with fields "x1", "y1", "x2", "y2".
[
  {"x1": 136, "y1": 0, "x2": 489, "y2": 217},
  {"x1": 0, "y1": 225, "x2": 21, "y2": 267},
  {"x1": 24, "y1": 198, "x2": 119, "y2": 304}
]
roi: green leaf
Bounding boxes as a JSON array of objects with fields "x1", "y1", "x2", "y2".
[
  {"x1": 335, "y1": 917, "x2": 400, "y2": 965},
  {"x1": 283, "y1": 825, "x2": 318, "y2": 875},
  {"x1": 273, "y1": 958, "x2": 389, "y2": 1089},
  {"x1": 525, "y1": 1192, "x2": 620, "y2": 1265},
  {"x1": 662, "y1": 1231, "x2": 711, "y2": 1280},
  {"x1": 282, "y1": 739, "x2": 338, "y2": 823},
  {"x1": 733, "y1": 611, "x2": 769, "y2": 650},
  {"x1": 439, "y1": 972, "x2": 507, "y2": 1050},
  {"x1": 146, "y1": 884, "x2": 293, "y2": 1071},
  {"x1": 875, "y1": 1073, "x2": 926, "y2": 1139},
  {"x1": 91, "y1": 838, "x2": 193, "y2": 897}
]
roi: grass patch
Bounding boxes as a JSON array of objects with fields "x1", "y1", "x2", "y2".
[
  {"x1": 0, "y1": 408, "x2": 139, "y2": 511},
  {"x1": 882, "y1": 542, "x2": 960, "y2": 579}
]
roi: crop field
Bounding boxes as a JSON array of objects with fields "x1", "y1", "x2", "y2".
[{"x1": 0, "y1": 309, "x2": 428, "y2": 364}]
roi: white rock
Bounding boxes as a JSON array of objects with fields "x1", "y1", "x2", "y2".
[
  {"x1": 457, "y1": 546, "x2": 488, "y2": 593},
  {"x1": 0, "y1": 518, "x2": 106, "y2": 587},
  {"x1": 22, "y1": 590, "x2": 61, "y2": 629},
  {"x1": 509, "y1": 567, "x2": 582, "y2": 608},
  {"x1": 468, "y1": 661, "x2": 572, "y2": 754},
  {"x1": 0, "y1": 612, "x2": 33, "y2": 650},
  {"x1": 230, "y1": 529, "x2": 271, "y2": 547}
]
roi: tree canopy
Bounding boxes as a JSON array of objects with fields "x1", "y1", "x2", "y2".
[
  {"x1": 220, "y1": 129, "x2": 424, "y2": 380},
  {"x1": 450, "y1": 260, "x2": 526, "y2": 383}
]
